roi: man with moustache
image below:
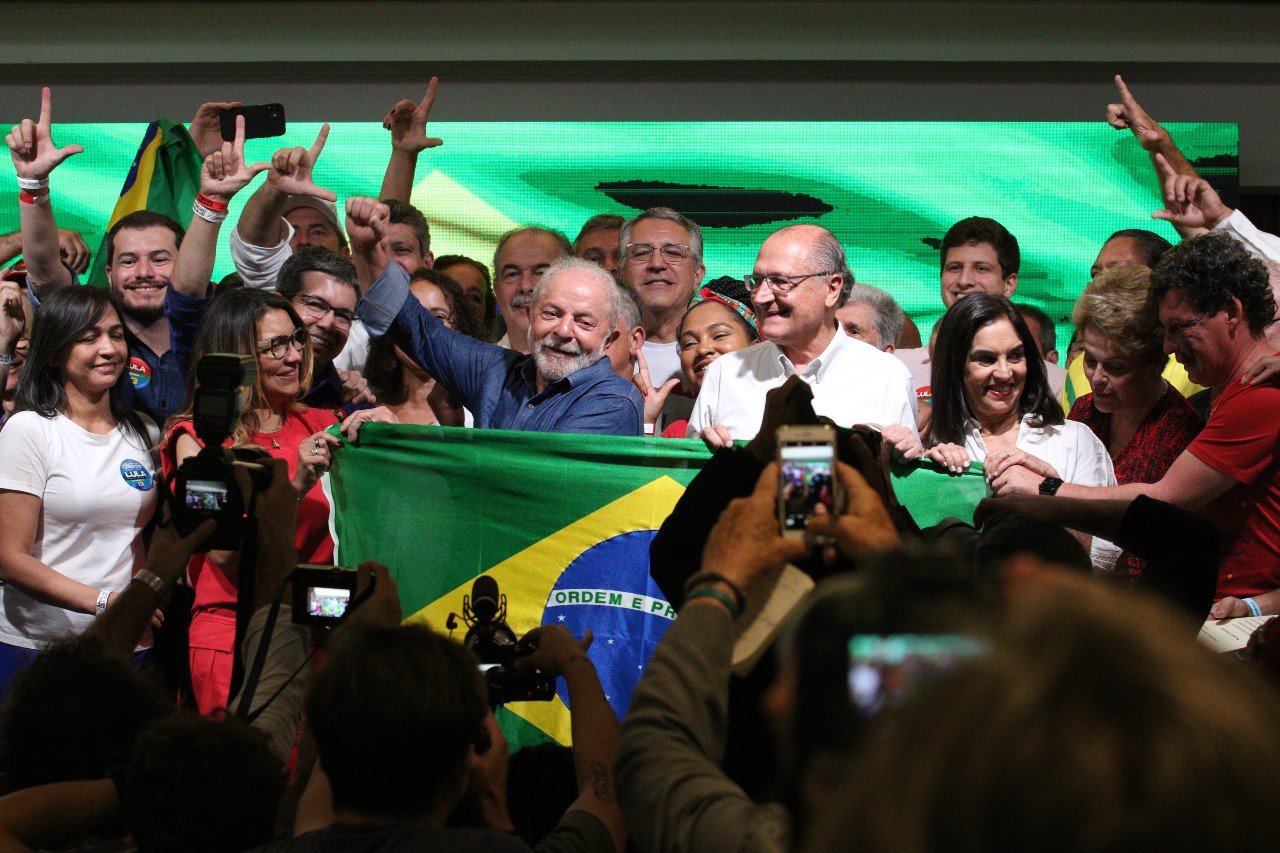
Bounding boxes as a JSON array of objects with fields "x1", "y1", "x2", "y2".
[
  {"x1": 492, "y1": 227, "x2": 572, "y2": 354},
  {"x1": 347, "y1": 198, "x2": 641, "y2": 435},
  {"x1": 689, "y1": 224, "x2": 916, "y2": 444}
]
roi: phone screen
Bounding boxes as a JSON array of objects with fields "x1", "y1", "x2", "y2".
[
  {"x1": 847, "y1": 633, "x2": 989, "y2": 718},
  {"x1": 307, "y1": 586, "x2": 351, "y2": 618},
  {"x1": 779, "y1": 442, "x2": 836, "y2": 531},
  {"x1": 185, "y1": 479, "x2": 228, "y2": 512}
]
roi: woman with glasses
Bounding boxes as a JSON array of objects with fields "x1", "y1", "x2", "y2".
[
  {"x1": 341, "y1": 269, "x2": 486, "y2": 438},
  {"x1": 161, "y1": 288, "x2": 341, "y2": 713},
  {"x1": 0, "y1": 287, "x2": 158, "y2": 692}
]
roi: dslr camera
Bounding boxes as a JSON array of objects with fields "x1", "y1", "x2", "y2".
[
  {"x1": 170, "y1": 354, "x2": 273, "y2": 551},
  {"x1": 456, "y1": 576, "x2": 555, "y2": 706}
]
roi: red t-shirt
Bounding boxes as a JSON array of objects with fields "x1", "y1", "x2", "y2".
[
  {"x1": 161, "y1": 405, "x2": 340, "y2": 712},
  {"x1": 1186, "y1": 377, "x2": 1280, "y2": 598}
]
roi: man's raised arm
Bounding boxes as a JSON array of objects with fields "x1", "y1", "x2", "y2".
[
  {"x1": 379, "y1": 77, "x2": 444, "y2": 204},
  {"x1": 1107, "y1": 75, "x2": 1207, "y2": 239},
  {"x1": 233, "y1": 124, "x2": 336, "y2": 251},
  {"x1": 171, "y1": 116, "x2": 268, "y2": 297},
  {"x1": 4, "y1": 88, "x2": 83, "y2": 299}
]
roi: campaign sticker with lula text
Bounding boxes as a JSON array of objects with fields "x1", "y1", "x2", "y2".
[
  {"x1": 120, "y1": 459, "x2": 154, "y2": 491},
  {"x1": 128, "y1": 357, "x2": 151, "y2": 389}
]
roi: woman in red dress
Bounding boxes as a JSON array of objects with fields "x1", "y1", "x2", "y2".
[
  {"x1": 1068, "y1": 265, "x2": 1203, "y2": 581},
  {"x1": 163, "y1": 288, "x2": 340, "y2": 712}
]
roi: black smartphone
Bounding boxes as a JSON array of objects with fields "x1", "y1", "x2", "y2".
[
  {"x1": 220, "y1": 103, "x2": 287, "y2": 142},
  {"x1": 777, "y1": 424, "x2": 842, "y2": 539},
  {"x1": 847, "y1": 633, "x2": 989, "y2": 717}
]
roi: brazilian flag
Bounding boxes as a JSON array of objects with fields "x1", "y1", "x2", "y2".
[
  {"x1": 86, "y1": 119, "x2": 202, "y2": 287},
  {"x1": 326, "y1": 425, "x2": 988, "y2": 749}
]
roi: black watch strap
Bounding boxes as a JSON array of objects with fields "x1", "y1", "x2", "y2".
[{"x1": 1039, "y1": 476, "x2": 1064, "y2": 496}]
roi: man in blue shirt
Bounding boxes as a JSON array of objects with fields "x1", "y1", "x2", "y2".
[
  {"x1": 347, "y1": 197, "x2": 642, "y2": 436},
  {"x1": 8, "y1": 89, "x2": 210, "y2": 425}
]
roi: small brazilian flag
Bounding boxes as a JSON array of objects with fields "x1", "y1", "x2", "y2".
[
  {"x1": 87, "y1": 119, "x2": 202, "y2": 287},
  {"x1": 326, "y1": 424, "x2": 988, "y2": 749}
]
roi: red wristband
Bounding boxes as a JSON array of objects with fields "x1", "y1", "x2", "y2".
[
  {"x1": 196, "y1": 192, "x2": 229, "y2": 212},
  {"x1": 18, "y1": 191, "x2": 47, "y2": 205}
]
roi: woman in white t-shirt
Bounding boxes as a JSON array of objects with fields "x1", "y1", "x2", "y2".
[
  {"x1": 0, "y1": 287, "x2": 158, "y2": 690},
  {"x1": 923, "y1": 293, "x2": 1115, "y2": 494}
]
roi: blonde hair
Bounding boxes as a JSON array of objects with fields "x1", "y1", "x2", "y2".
[{"x1": 1072, "y1": 265, "x2": 1164, "y2": 366}]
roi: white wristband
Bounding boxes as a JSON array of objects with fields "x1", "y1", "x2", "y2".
[
  {"x1": 192, "y1": 200, "x2": 227, "y2": 224},
  {"x1": 95, "y1": 589, "x2": 111, "y2": 616},
  {"x1": 16, "y1": 176, "x2": 48, "y2": 191}
]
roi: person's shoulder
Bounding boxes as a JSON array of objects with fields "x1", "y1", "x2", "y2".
[
  {"x1": 0, "y1": 410, "x2": 51, "y2": 448},
  {"x1": 1067, "y1": 393, "x2": 1094, "y2": 422},
  {"x1": 295, "y1": 404, "x2": 344, "y2": 430},
  {"x1": 718, "y1": 339, "x2": 776, "y2": 373},
  {"x1": 1213, "y1": 376, "x2": 1280, "y2": 418},
  {"x1": 893, "y1": 345, "x2": 930, "y2": 369}
]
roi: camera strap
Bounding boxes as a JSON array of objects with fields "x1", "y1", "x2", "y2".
[{"x1": 234, "y1": 570, "x2": 378, "y2": 723}]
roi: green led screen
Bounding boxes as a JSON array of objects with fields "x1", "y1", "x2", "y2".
[{"x1": 0, "y1": 120, "x2": 1238, "y2": 342}]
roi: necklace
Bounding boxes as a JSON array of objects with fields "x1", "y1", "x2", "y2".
[{"x1": 256, "y1": 412, "x2": 285, "y2": 449}]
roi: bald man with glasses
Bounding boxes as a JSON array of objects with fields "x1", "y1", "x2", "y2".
[{"x1": 688, "y1": 224, "x2": 917, "y2": 445}]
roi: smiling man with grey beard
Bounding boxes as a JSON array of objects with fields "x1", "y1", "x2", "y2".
[{"x1": 349, "y1": 197, "x2": 642, "y2": 435}]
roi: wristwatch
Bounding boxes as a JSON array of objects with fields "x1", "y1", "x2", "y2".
[{"x1": 1039, "y1": 476, "x2": 1064, "y2": 496}]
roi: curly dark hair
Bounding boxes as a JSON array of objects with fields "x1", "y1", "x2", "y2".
[
  {"x1": 927, "y1": 293, "x2": 1061, "y2": 447},
  {"x1": 0, "y1": 637, "x2": 169, "y2": 794},
  {"x1": 126, "y1": 711, "x2": 285, "y2": 853},
  {"x1": 1150, "y1": 231, "x2": 1275, "y2": 336},
  {"x1": 363, "y1": 269, "x2": 485, "y2": 406}
]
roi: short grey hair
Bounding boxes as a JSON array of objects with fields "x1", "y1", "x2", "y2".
[
  {"x1": 618, "y1": 283, "x2": 643, "y2": 330},
  {"x1": 618, "y1": 207, "x2": 704, "y2": 267},
  {"x1": 844, "y1": 283, "x2": 906, "y2": 350},
  {"x1": 492, "y1": 226, "x2": 572, "y2": 274},
  {"x1": 530, "y1": 255, "x2": 625, "y2": 331}
]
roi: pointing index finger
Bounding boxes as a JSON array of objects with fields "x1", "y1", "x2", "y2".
[
  {"x1": 309, "y1": 123, "x2": 330, "y2": 159},
  {"x1": 1114, "y1": 74, "x2": 1137, "y2": 109},
  {"x1": 38, "y1": 87, "x2": 53, "y2": 128}
]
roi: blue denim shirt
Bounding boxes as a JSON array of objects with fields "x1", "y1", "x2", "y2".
[{"x1": 359, "y1": 263, "x2": 642, "y2": 435}]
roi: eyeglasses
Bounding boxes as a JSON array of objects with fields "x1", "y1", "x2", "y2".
[
  {"x1": 624, "y1": 243, "x2": 692, "y2": 264},
  {"x1": 256, "y1": 328, "x2": 308, "y2": 360},
  {"x1": 744, "y1": 271, "x2": 835, "y2": 294},
  {"x1": 295, "y1": 294, "x2": 358, "y2": 328}
]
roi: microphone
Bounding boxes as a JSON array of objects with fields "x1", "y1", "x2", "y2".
[{"x1": 471, "y1": 575, "x2": 501, "y2": 625}]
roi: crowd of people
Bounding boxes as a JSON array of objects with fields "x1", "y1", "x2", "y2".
[{"x1": 0, "y1": 72, "x2": 1277, "y2": 851}]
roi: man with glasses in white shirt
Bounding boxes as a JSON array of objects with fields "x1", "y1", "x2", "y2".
[{"x1": 688, "y1": 224, "x2": 917, "y2": 444}]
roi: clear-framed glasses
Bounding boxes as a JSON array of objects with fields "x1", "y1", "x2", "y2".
[
  {"x1": 624, "y1": 243, "x2": 692, "y2": 264},
  {"x1": 744, "y1": 271, "x2": 835, "y2": 294},
  {"x1": 256, "y1": 328, "x2": 308, "y2": 360},
  {"x1": 295, "y1": 294, "x2": 358, "y2": 329}
]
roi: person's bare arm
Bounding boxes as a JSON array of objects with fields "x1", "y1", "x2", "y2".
[
  {"x1": 379, "y1": 77, "x2": 444, "y2": 203},
  {"x1": 993, "y1": 447, "x2": 1237, "y2": 511},
  {"x1": 4, "y1": 88, "x2": 82, "y2": 298},
  {"x1": 83, "y1": 511, "x2": 215, "y2": 658},
  {"x1": 235, "y1": 124, "x2": 336, "y2": 248},
  {"x1": 0, "y1": 779, "x2": 119, "y2": 853},
  {"x1": 0, "y1": 491, "x2": 112, "y2": 616},
  {"x1": 1107, "y1": 75, "x2": 1205, "y2": 237},
  {"x1": 172, "y1": 116, "x2": 269, "y2": 298},
  {"x1": 520, "y1": 625, "x2": 627, "y2": 853}
]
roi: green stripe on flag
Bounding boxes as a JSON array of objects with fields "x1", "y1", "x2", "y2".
[{"x1": 87, "y1": 119, "x2": 203, "y2": 287}]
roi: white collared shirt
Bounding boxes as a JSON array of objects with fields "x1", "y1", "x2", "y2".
[{"x1": 687, "y1": 325, "x2": 918, "y2": 439}]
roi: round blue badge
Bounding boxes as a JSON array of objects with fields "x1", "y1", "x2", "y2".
[{"x1": 120, "y1": 459, "x2": 154, "y2": 491}]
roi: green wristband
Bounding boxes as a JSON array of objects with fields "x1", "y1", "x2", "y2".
[{"x1": 685, "y1": 586, "x2": 740, "y2": 619}]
